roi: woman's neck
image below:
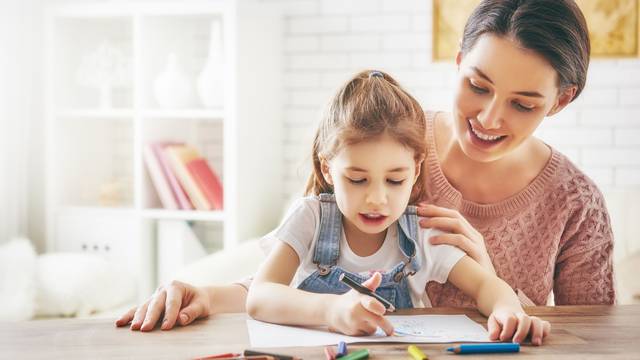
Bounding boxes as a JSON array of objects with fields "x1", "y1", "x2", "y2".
[
  {"x1": 342, "y1": 217, "x2": 387, "y2": 257},
  {"x1": 436, "y1": 114, "x2": 551, "y2": 204}
]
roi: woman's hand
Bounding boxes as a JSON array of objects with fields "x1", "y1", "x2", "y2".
[
  {"x1": 417, "y1": 203, "x2": 495, "y2": 274},
  {"x1": 488, "y1": 309, "x2": 551, "y2": 345},
  {"x1": 115, "y1": 280, "x2": 211, "y2": 331},
  {"x1": 325, "y1": 272, "x2": 394, "y2": 336}
]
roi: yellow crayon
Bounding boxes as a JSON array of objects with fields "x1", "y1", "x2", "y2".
[{"x1": 407, "y1": 345, "x2": 428, "y2": 360}]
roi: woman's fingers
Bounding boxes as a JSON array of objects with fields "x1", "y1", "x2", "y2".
[
  {"x1": 161, "y1": 285, "x2": 183, "y2": 330},
  {"x1": 417, "y1": 203, "x2": 461, "y2": 219},
  {"x1": 140, "y1": 289, "x2": 167, "y2": 332},
  {"x1": 421, "y1": 217, "x2": 469, "y2": 237},
  {"x1": 178, "y1": 302, "x2": 205, "y2": 326},
  {"x1": 115, "y1": 306, "x2": 137, "y2": 327},
  {"x1": 429, "y1": 233, "x2": 474, "y2": 252},
  {"x1": 130, "y1": 301, "x2": 150, "y2": 331}
]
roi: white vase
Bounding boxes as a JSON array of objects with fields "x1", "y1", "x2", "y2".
[
  {"x1": 154, "y1": 53, "x2": 194, "y2": 109},
  {"x1": 197, "y1": 20, "x2": 225, "y2": 108}
]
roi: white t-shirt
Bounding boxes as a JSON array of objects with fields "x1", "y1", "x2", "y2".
[{"x1": 260, "y1": 196, "x2": 466, "y2": 307}]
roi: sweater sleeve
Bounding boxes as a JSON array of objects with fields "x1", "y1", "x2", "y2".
[{"x1": 553, "y1": 190, "x2": 615, "y2": 305}]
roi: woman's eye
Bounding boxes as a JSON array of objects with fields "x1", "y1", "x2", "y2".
[
  {"x1": 347, "y1": 177, "x2": 366, "y2": 184},
  {"x1": 513, "y1": 101, "x2": 535, "y2": 112},
  {"x1": 387, "y1": 179, "x2": 405, "y2": 186},
  {"x1": 469, "y1": 80, "x2": 488, "y2": 94}
]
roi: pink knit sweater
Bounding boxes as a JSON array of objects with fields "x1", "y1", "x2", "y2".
[{"x1": 424, "y1": 113, "x2": 615, "y2": 306}]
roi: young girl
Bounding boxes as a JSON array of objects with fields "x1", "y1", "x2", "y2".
[{"x1": 246, "y1": 70, "x2": 550, "y2": 344}]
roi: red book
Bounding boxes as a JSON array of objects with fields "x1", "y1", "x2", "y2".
[{"x1": 185, "y1": 159, "x2": 224, "y2": 210}]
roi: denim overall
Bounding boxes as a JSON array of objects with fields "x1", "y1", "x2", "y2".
[{"x1": 297, "y1": 193, "x2": 421, "y2": 310}]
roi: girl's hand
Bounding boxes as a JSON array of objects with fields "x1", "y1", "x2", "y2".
[
  {"x1": 417, "y1": 203, "x2": 495, "y2": 273},
  {"x1": 115, "y1": 280, "x2": 211, "y2": 331},
  {"x1": 488, "y1": 309, "x2": 550, "y2": 346},
  {"x1": 325, "y1": 272, "x2": 395, "y2": 336}
]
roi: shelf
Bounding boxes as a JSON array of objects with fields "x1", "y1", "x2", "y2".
[
  {"x1": 58, "y1": 205, "x2": 137, "y2": 216},
  {"x1": 56, "y1": 108, "x2": 134, "y2": 119},
  {"x1": 141, "y1": 108, "x2": 224, "y2": 120},
  {"x1": 141, "y1": 209, "x2": 225, "y2": 222}
]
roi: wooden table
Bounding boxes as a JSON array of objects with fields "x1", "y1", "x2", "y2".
[{"x1": 1, "y1": 305, "x2": 639, "y2": 359}]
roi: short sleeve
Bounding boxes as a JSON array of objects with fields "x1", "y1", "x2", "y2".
[
  {"x1": 259, "y1": 197, "x2": 319, "y2": 263},
  {"x1": 421, "y1": 228, "x2": 466, "y2": 284}
]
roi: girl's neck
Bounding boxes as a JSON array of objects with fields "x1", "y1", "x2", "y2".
[
  {"x1": 437, "y1": 115, "x2": 550, "y2": 204},
  {"x1": 342, "y1": 217, "x2": 387, "y2": 257}
]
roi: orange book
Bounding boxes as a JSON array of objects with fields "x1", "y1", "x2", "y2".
[
  {"x1": 186, "y1": 158, "x2": 223, "y2": 210},
  {"x1": 165, "y1": 145, "x2": 212, "y2": 211}
]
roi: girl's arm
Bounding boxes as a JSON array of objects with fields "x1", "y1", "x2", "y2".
[
  {"x1": 448, "y1": 256, "x2": 550, "y2": 345},
  {"x1": 246, "y1": 241, "x2": 394, "y2": 336}
]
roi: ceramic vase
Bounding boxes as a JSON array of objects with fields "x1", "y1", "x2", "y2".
[
  {"x1": 197, "y1": 20, "x2": 225, "y2": 108},
  {"x1": 154, "y1": 53, "x2": 194, "y2": 108}
]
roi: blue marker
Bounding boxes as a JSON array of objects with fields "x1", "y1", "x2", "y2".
[
  {"x1": 336, "y1": 341, "x2": 348, "y2": 357},
  {"x1": 447, "y1": 343, "x2": 520, "y2": 354}
]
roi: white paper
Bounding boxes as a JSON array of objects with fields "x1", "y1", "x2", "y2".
[{"x1": 247, "y1": 315, "x2": 490, "y2": 348}]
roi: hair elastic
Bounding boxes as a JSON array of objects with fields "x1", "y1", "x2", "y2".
[{"x1": 368, "y1": 70, "x2": 384, "y2": 78}]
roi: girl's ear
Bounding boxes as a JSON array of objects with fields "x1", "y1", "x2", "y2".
[
  {"x1": 413, "y1": 156, "x2": 425, "y2": 185},
  {"x1": 320, "y1": 157, "x2": 333, "y2": 185}
]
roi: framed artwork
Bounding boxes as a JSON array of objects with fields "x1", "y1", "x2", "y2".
[
  {"x1": 432, "y1": 0, "x2": 640, "y2": 61},
  {"x1": 576, "y1": 0, "x2": 638, "y2": 57}
]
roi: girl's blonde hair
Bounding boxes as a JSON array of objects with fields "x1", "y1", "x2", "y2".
[{"x1": 305, "y1": 70, "x2": 427, "y2": 204}]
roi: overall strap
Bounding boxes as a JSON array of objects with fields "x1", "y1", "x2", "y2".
[
  {"x1": 396, "y1": 205, "x2": 422, "y2": 279},
  {"x1": 312, "y1": 193, "x2": 342, "y2": 275}
]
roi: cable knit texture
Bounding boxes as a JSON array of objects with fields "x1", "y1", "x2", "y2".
[{"x1": 424, "y1": 112, "x2": 616, "y2": 306}]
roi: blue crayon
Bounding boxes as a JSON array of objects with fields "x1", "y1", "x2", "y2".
[
  {"x1": 336, "y1": 341, "x2": 348, "y2": 357},
  {"x1": 447, "y1": 343, "x2": 520, "y2": 354}
]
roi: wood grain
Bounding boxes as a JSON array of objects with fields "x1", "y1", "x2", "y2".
[{"x1": 1, "y1": 305, "x2": 638, "y2": 359}]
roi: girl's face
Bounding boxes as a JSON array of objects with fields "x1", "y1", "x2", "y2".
[
  {"x1": 321, "y1": 132, "x2": 420, "y2": 237},
  {"x1": 452, "y1": 34, "x2": 575, "y2": 163}
]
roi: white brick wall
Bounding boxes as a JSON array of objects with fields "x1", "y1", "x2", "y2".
[{"x1": 271, "y1": 0, "x2": 640, "y2": 203}]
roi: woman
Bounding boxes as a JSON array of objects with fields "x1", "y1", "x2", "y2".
[{"x1": 116, "y1": 0, "x2": 614, "y2": 332}]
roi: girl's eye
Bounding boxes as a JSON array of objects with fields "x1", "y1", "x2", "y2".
[
  {"x1": 512, "y1": 101, "x2": 535, "y2": 112},
  {"x1": 347, "y1": 177, "x2": 366, "y2": 184},
  {"x1": 387, "y1": 179, "x2": 405, "y2": 186},
  {"x1": 469, "y1": 79, "x2": 488, "y2": 94}
]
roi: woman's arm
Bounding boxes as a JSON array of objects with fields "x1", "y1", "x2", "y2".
[
  {"x1": 554, "y1": 196, "x2": 615, "y2": 305},
  {"x1": 246, "y1": 241, "x2": 394, "y2": 336},
  {"x1": 448, "y1": 256, "x2": 550, "y2": 345}
]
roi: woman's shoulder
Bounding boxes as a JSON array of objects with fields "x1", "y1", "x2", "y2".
[{"x1": 548, "y1": 148, "x2": 607, "y2": 210}]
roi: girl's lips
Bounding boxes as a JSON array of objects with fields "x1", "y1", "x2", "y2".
[{"x1": 358, "y1": 213, "x2": 388, "y2": 226}]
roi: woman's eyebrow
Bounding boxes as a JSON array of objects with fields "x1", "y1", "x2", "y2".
[{"x1": 471, "y1": 66, "x2": 544, "y2": 98}]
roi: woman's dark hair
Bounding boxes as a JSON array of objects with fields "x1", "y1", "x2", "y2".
[{"x1": 460, "y1": 0, "x2": 590, "y2": 101}]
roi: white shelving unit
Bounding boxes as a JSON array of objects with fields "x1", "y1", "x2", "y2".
[{"x1": 44, "y1": 1, "x2": 283, "y2": 299}]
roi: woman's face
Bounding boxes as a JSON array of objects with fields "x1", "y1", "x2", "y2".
[{"x1": 452, "y1": 34, "x2": 574, "y2": 163}]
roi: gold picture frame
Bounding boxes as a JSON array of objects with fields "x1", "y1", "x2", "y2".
[{"x1": 432, "y1": 0, "x2": 640, "y2": 61}]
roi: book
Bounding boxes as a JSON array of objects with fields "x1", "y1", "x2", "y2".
[
  {"x1": 186, "y1": 158, "x2": 224, "y2": 210},
  {"x1": 165, "y1": 145, "x2": 212, "y2": 211},
  {"x1": 143, "y1": 144, "x2": 178, "y2": 209},
  {"x1": 151, "y1": 142, "x2": 194, "y2": 210}
]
